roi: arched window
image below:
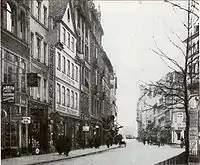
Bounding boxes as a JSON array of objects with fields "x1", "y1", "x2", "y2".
[{"x1": 6, "y1": 2, "x2": 16, "y2": 33}]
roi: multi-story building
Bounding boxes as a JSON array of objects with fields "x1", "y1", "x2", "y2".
[
  {"x1": 28, "y1": 0, "x2": 50, "y2": 154},
  {"x1": 49, "y1": 0, "x2": 80, "y2": 150},
  {"x1": 72, "y1": 0, "x2": 92, "y2": 146},
  {"x1": 136, "y1": 72, "x2": 185, "y2": 144},
  {"x1": 1, "y1": 0, "x2": 30, "y2": 157}
]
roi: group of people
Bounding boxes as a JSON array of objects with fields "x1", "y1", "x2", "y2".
[
  {"x1": 55, "y1": 133, "x2": 124, "y2": 156},
  {"x1": 56, "y1": 135, "x2": 72, "y2": 156},
  {"x1": 142, "y1": 135, "x2": 167, "y2": 147}
]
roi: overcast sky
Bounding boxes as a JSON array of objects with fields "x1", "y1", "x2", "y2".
[{"x1": 94, "y1": 1, "x2": 187, "y2": 135}]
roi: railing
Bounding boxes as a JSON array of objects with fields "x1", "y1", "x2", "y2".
[{"x1": 155, "y1": 152, "x2": 186, "y2": 165}]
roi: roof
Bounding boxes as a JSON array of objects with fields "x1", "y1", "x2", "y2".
[{"x1": 49, "y1": 0, "x2": 70, "y2": 20}]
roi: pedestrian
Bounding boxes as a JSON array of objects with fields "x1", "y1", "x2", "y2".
[
  {"x1": 56, "y1": 135, "x2": 63, "y2": 155},
  {"x1": 157, "y1": 135, "x2": 161, "y2": 147},
  {"x1": 180, "y1": 137, "x2": 184, "y2": 148},
  {"x1": 143, "y1": 137, "x2": 146, "y2": 145},
  {"x1": 64, "y1": 136, "x2": 72, "y2": 156}
]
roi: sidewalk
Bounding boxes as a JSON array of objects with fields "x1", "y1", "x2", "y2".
[{"x1": 1, "y1": 145, "x2": 120, "y2": 165}]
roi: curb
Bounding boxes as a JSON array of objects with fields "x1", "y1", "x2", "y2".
[{"x1": 27, "y1": 146, "x2": 120, "y2": 165}]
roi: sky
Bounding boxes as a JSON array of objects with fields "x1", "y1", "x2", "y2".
[{"x1": 94, "y1": 0, "x2": 188, "y2": 135}]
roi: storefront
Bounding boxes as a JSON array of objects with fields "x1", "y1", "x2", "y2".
[
  {"x1": 1, "y1": 48, "x2": 29, "y2": 158},
  {"x1": 28, "y1": 101, "x2": 48, "y2": 154}
]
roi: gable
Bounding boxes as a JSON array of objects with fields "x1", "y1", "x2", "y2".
[{"x1": 62, "y1": 3, "x2": 75, "y2": 33}]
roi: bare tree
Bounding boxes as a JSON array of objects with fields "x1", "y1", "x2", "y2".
[{"x1": 145, "y1": 0, "x2": 199, "y2": 163}]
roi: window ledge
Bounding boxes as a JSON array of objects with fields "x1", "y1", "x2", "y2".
[{"x1": 31, "y1": 14, "x2": 49, "y2": 31}]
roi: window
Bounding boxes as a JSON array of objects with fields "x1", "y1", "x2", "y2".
[
  {"x1": 19, "y1": 11, "x2": 25, "y2": 40},
  {"x1": 85, "y1": 25, "x2": 88, "y2": 39},
  {"x1": 67, "y1": 9, "x2": 70, "y2": 22},
  {"x1": 36, "y1": 37, "x2": 41, "y2": 60},
  {"x1": 63, "y1": 27, "x2": 66, "y2": 44},
  {"x1": 21, "y1": 59, "x2": 26, "y2": 92},
  {"x1": 75, "y1": 66, "x2": 78, "y2": 82},
  {"x1": 6, "y1": 3, "x2": 16, "y2": 33},
  {"x1": 72, "y1": 63, "x2": 74, "y2": 79},
  {"x1": 44, "y1": 42, "x2": 47, "y2": 64},
  {"x1": 71, "y1": 37, "x2": 75, "y2": 52},
  {"x1": 57, "y1": 52, "x2": 61, "y2": 70},
  {"x1": 67, "y1": 88, "x2": 70, "y2": 107},
  {"x1": 44, "y1": 79, "x2": 47, "y2": 101},
  {"x1": 35, "y1": 0, "x2": 41, "y2": 20},
  {"x1": 57, "y1": 83, "x2": 61, "y2": 104},
  {"x1": 85, "y1": 44, "x2": 89, "y2": 62},
  {"x1": 62, "y1": 86, "x2": 66, "y2": 105},
  {"x1": 43, "y1": 6, "x2": 47, "y2": 26},
  {"x1": 37, "y1": 77, "x2": 41, "y2": 99},
  {"x1": 75, "y1": 93, "x2": 78, "y2": 109},
  {"x1": 62, "y1": 56, "x2": 66, "y2": 73},
  {"x1": 71, "y1": 91, "x2": 74, "y2": 108},
  {"x1": 31, "y1": 32, "x2": 34, "y2": 56},
  {"x1": 67, "y1": 60, "x2": 70, "y2": 76},
  {"x1": 67, "y1": 32, "x2": 70, "y2": 48},
  {"x1": 77, "y1": 14, "x2": 80, "y2": 28},
  {"x1": 95, "y1": 70, "x2": 98, "y2": 85}
]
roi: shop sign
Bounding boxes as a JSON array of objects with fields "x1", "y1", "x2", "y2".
[
  {"x1": 83, "y1": 126, "x2": 90, "y2": 132},
  {"x1": 2, "y1": 84, "x2": 15, "y2": 103},
  {"x1": 13, "y1": 113, "x2": 22, "y2": 120},
  {"x1": 56, "y1": 104, "x2": 79, "y2": 116},
  {"x1": 21, "y1": 117, "x2": 31, "y2": 124}
]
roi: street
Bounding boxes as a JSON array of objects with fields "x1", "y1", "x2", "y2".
[{"x1": 44, "y1": 140, "x2": 184, "y2": 165}]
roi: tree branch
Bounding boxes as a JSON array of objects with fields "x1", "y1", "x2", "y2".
[{"x1": 165, "y1": 31, "x2": 186, "y2": 57}]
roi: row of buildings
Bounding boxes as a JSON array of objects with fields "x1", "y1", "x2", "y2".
[
  {"x1": 1, "y1": 0, "x2": 118, "y2": 157},
  {"x1": 136, "y1": 18, "x2": 199, "y2": 161}
]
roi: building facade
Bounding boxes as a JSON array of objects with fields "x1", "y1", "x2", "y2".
[
  {"x1": 1, "y1": 0, "x2": 30, "y2": 156},
  {"x1": 28, "y1": 0, "x2": 50, "y2": 154},
  {"x1": 49, "y1": 0, "x2": 81, "y2": 150}
]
